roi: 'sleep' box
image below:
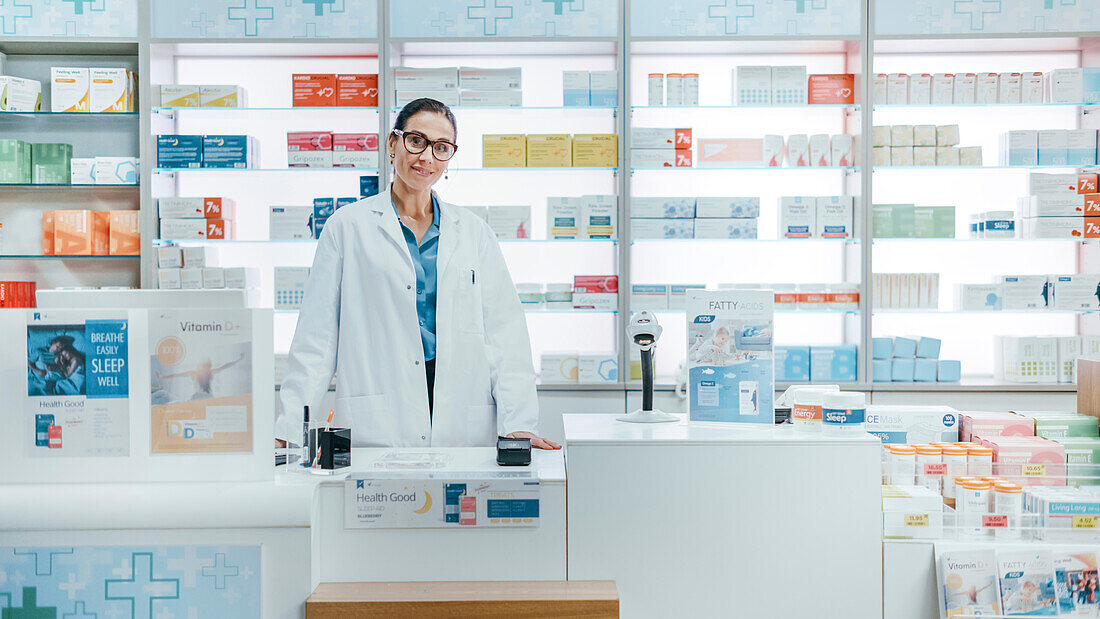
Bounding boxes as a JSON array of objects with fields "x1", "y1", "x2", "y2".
[
  {"x1": 202, "y1": 135, "x2": 254, "y2": 168},
  {"x1": 527, "y1": 134, "x2": 571, "y2": 167},
  {"x1": 157, "y1": 135, "x2": 202, "y2": 169},
  {"x1": 864, "y1": 405, "x2": 959, "y2": 444},
  {"x1": 50, "y1": 68, "x2": 89, "y2": 112},
  {"x1": 482, "y1": 134, "x2": 526, "y2": 167}
]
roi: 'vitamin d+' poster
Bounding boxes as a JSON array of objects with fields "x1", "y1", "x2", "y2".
[
  {"x1": 25, "y1": 310, "x2": 130, "y2": 457},
  {"x1": 150, "y1": 309, "x2": 253, "y2": 454}
]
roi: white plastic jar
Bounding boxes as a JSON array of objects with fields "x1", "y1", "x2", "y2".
[
  {"x1": 958, "y1": 478, "x2": 992, "y2": 539},
  {"x1": 666, "y1": 73, "x2": 684, "y2": 106},
  {"x1": 994, "y1": 481, "x2": 1024, "y2": 540},
  {"x1": 822, "y1": 391, "x2": 867, "y2": 435},
  {"x1": 683, "y1": 73, "x2": 699, "y2": 106},
  {"x1": 915, "y1": 445, "x2": 944, "y2": 495},
  {"x1": 515, "y1": 283, "x2": 544, "y2": 305},
  {"x1": 827, "y1": 283, "x2": 860, "y2": 311},
  {"x1": 647, "y1": 73, "x2": 664, "y2": 106},
  {"x1": 941, "y1": 446, "x2": 969, "y2": 503},
  {"x1": 544, "y1": 283, "x2": 573, "y2": 309},
  {"x1": 791, "y1": 387, "x2": 830, "y2": 431},
  {"x1": 983, "y1": 210, "x2": 1015, "y2": 239},
  {"x1": 967, "y1": 446, "x2": 994, "y2": 477},
  {"x1": 884, "y1": 444, "x2": 917, "y2": 485}
]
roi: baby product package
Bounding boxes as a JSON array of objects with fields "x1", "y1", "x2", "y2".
[{"x1": 687, "y1": 289, "x2": 774, "y2": 424}]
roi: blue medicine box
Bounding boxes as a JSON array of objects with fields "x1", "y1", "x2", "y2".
[
  {"x1": 873, "y1": 359, "x2": 892, "y2": 382},
  {"x1": 360, "y1": 175, "x2": 380, "y2": 197},
  {"x1": 872, "y1": 337, "x2": 893, "y2": 360},
  {"x1": 336, "y1": 197, "x2": 358, "y2": 209},
  {"x1": 938, "y1": 360, "x2": 962, "y2": 382},
  {"x1": 916, "y1": 337, "x2": 941, "y2": 359},
  {"x1": 810, "y1": 345, "x2": 857, "y2": 382},
  {"x1": 156, "y1": 135, "x2": 202, "y2": 169},
  {"x1": 914, "y1": 358, "x2": 939, "y2": 382},
  {"x1": 892, "y1": 358, "x2": 915, "y2": 382},
  {"x1": 892, "y1": 337, "x2": 917, "y2": 359},
  {"x1": 312, "y1": 198, "x2": 335, "y2": 239},
  {"x1": 775, "y1": 346, "x2": 810, "y2": 382},
  {"x1": 202, "y1": 135, "x2": 251, "y2": 168}
]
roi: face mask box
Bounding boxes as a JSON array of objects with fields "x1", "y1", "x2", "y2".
[
  {"x1": 958, "y1": 283, "x2": 1004, "y2": 310},
  {"x1": 817, "y1": 196, "x2": 854, "y2": 238},
  {"x1": 581, "y1": 195, "x2": 617, "y2": 240},
  {"x1": 54, "y1": 210, "x2": 109, "y2": 255},
  {"x1": 1052, "y1": 275, "x2": 1100, "y2": 310},
  {"x1": 92, "y1": 157, "x2": 138, "y2": 184},
  {"x1": 975, "y1": 73, "x2": 999, "y2": 104},
  {"x1": 810, "y1": 345, "x2": 857, "y2": 382},
  {"x1": 774, "y1": 346, "x2": 810, "y2": 382},
  {"x1": 107, "y1": 210, "x2": 140, "y2": 255},
  {"x1": 686, "y1": 289, "x2": 774, "y2": 424},
  {"x1": 771, "y1": 66, "x2": 807, "y2": 105},
  {"x1": 998, "y1": 72, "x2": 1022, "y2": 103},
  {"x1": 158, "y1": 268, "x2": 182, "y2": 290},
  {"x1": 269, "y1": 206, "x2": 313, "y2": 240},
  {"x1": 459, "y1": 90, "x2": 522, "y2": 107},
  {"x1": 562, "y1": 71, "x2": 590, "y2": 106},
  {"x1": 577, "y1": 354, "x2": 617, "y2": 384},
  {"x1": 887, "y1": 74, "x2": 908, "y2": 104},
  {"x1": 482, "y1": 134, "x2": 526, "y2": 167},
  {"x1": 1066, "y1": 130, "x2": 1098, "y2": 166},
  {"x1": 1001, "y1": 130, "x2": 1039, "y2": 166},
  {"x1": 0, "y1": 76, "x2": 42, "y2": 112},
  {"x1": 393, "y1": 67, "x2": 457, "y2": 91},
  {"x1": 287, "y1": 131, "x2": 333, "y2": 168},
  {"x1": 908, "y1": 74, "x2": 932, "y2": 104},
  {"x1": 631, "y1": 284, "x2": 669, "y2": 311},
  {"x1": 156, "y1": 85, "x2": 199, "y2": 107},
  {"x1": 693, "y1": 218, "x2": 758, "y2": 240},
  {"x1": 274, "y1": 266, "x2": 310, "y2": 310},
  {"x1": 931, "y1": 74, "x2": 954, "y2": 104},
  {"x1": 780, "y1": 196, "x2": 816, "y2": 238},
  {"x1": 202, "y1": 135, "x2": 255, "y2": 168},
  {"x1": 50, "y1": 68, "x2": 89, "y2": 112},
  {"x1": 632, "y1": 127, "x2": 692, "y2": 149},
  {"x1": 787, "y1": 134, "x2": 810, "y2": 166},
  {"x1": 1029, "y1": 173, "x2": 1099, "y2": 195},
  {"x1": 996, "y1": 336, "x2": 1059, "y2": 383},
  {"x1": 808, "y1": 134, "x2": 831, "y2": 166},
  {"x1": 572, "y1": 275, "x2": 617, "y2": 310},
  {"x1": 865, "y1": 405, "x2": 958, "y2": 444},
  {"x1": 160, "y1": 218, "x2": 232, "y2": 240},
  {"x1": 332, "y1": 133, "x2": 379, "y2": 168},
  {"x1": 630, "y1": 218, "x2": 693, "y2": 240},
  {"x1": 458, "y1": 67, "x2": 520, "y2": 91},
  {"x1": 953, "y1": 73, "x2": 977, "y2": 103},
  {"x1": 589, "y1": 71, "x2": 618, "y2": 107},
  {"x1": 1038, "y1": 130, "x2": 1069, "y2": 166},
  {"x1": 197, "y1": 85, "x2": 242, "y2": 108},
  {"x1": 630, "y1": 148, "x2": 692, "y2": 168},
  {"x1": 873, "y1": 74, "x2": 888, "y2": 104},
  {"x1": 831, "y1": 134, "x2": 855, "y2": 167},
  {"x1": 695, "y1": 197, "x2": 759, "y2": 219},
  {"x1": 157, "y1": 135, "x2": 203, "y2": 169},
  {"x1": 736, "y1": 66, "x2": 772, "y2": 105},
  {"x1": 334, "y1": 74, "x2": 378, "y2": 107},
  {"x1": 572, "y1": 134, "x2": 618, "y2": 167},
  {"x1": 547, "y1": 197, "x2": 581, "y2": 239},
  {"x1": 540, "y1": 353, "x2": 578, "y2": 383},
  {"x1": 631, "y1": 197, "x2": 695, "y2": 218},
  {"x1": 487, "y1": 205, "x2": 531, "y2": 240},
  {"x1": 1001, "y1": 275, "x2": 1050, "y2": 309}
]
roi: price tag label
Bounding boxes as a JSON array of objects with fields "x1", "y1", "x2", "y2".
[
  {"x1": 1073, "y1": 516, "x2": 1099, "y2": 529},
  {"x1": 1023, "y1": 464, "x2": 1046, "y2": 477},
  {"x1": 982, "y1": 515, "x2": 1008, "y2": 528},
  {"x1": 924, "y1": 463, "x2": 948, "y2": 476},
  {"x1": 904, "y1": 513, "x2": 930, "y2": 527}
]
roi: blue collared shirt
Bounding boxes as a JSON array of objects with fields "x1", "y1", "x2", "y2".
[{"x1": 394, "y1": 194, "x2": 441, "y2": 361}]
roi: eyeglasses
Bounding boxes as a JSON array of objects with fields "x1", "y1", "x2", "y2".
[{"x1": 392, "y1": 129, "x2": 457, "y2": 161}]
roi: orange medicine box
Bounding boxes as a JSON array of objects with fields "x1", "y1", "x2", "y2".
[
  {"x1": 42, "y1": 211, "x2": 55, "y2": 255},
  {"x1": 292, "y1": 74, "x2": 336, "y2": 107},
  {"x1": 109, "y1": 210, "x2": 141, "y2": 255},
  {"x1": 336, "y1": 74, "x2": 378, "y2": 107},
  {"x1": 808, "y1": 74, "x2": 855, "y2": 104},
  {"x1": 1085, "y1": 195, "x2": 1100, "y2": 215},
  {"x1": 54, "y1": 210, "x2": 108, "y2": 255}
]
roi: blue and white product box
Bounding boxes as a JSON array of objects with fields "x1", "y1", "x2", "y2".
[
  {"x1": 916, "y1": 337, "x2": 941, "y2": 359},
  {"x1": 810, "y1": 345, "x2": 857, "y2": 382},
  {"x1": 1038, "y1": 130, "x2": 1069, "y2": 166},
  {"x1": 735, "y1": 66, "x2": 772, "y2": 105},
  {"x1": 156, "y1": 134, "x2": 202, "y2": 169},
  {"x1": 864, "y1": 405, "x2": 959, "y2": 444},
  {"x1": 274, "y1": 266, "x2": 310, "y2": 309},
  {"x1": 312, "y1": 198, "x2": 335, "y2": 238},
  {"x1": 1046, "y1": 69, "x2": 1083, "y2": 103},
  {"x1": 1052, "y1": 274, "x2": 1100, "y2": 311},
  {"x1": 1002, "y1": 275, "x2": 1050, "y2": 310},
  {"x1": 336, "y1": 196, "x2": 358, "y2": 209},
  {"x1": 93, "y1": 156, "x2": 138, "y2": 184},
  {"x1": 581, "y1": 195, "x2": 617, "y2": 240},
  {"x1": 1000, "y1": 130, "x2": 1039, "y2": 167},
  {"x1": 692, "y1": 218, "x2": 758, "y2": 240},
  {"x1": 269, "y1": 205, "x2": 313, "y2": 240},
  {"x1": 892, "y1": 336, "x2": 918, "y2": 359},
  {"x1": 872, "y1": 337, "x2": 894, "y2": 360},
  {"x1": 548, "y1": 197, "x2": 581, "y2": 239},
  {"x1": 589, "y1": 70, "x2": 617, "y2": 107},
  {"x1": 202, "y1": 135, "x2": 254, "y2": 168},
  {"x1": 631, "y1": 197, "x2": 695, "y2": 218},
  {"x1": 938, "y1": 360, "x2": 962, "y2": 382},
  {"x1": 914, "y1": 358, "x2": 939, "y2": 382},
  {"x1": 669, "y1": 284, "x2": 705, "y2": 310},
  {"x1": 687, "y1": 289, "x2": 774, "y2": 424},
  {"x1": 694, "y1": 197, "x2": 760, "y2": 218},
  {"x1": 958, "y1": 283, "x2": 1004, "y2": 311},
  {"x1": 816, "y1": 196, "x2": 854, "y2": 239},
  {"x1": 775, "y1": 345, "x2": 810, "y2": 382},
  {"x1": 779, "y1": 196, "x2": 815, "y2": 238},
  {"x1": 1067, "y1": 130, "x2": 1098, "y2": 166},
  {"x1": 563, "y1": 70, "x2": 590, "y2": 107},
  {"x1": 771, "y1": 66, "x2": 808, "y2": 105},
  {"x1": 578, "y1": 353, "x2": 617, "y2": 383},
  {"x1": 891, "y1": 358, "x2": 916, "y2": 382},
  {"x1": 631, "y1": 284, "x2": 669, "y2": 311},
  {"x1": 1087, "y1": 68, "x2": 1100, "y2": 104},
  {"x1": 873, "y1": 359, "x2": 892, "y2": 382},
  {"x1": 360, "y1": 175, "x2": 379, "y2": 197},
  {"x1": 630, "y1": 218, "x2": 693, "y2": 240}
]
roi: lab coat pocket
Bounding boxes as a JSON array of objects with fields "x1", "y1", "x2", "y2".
[
  {"x1": 465, "y1": 404, "x2": 498, "y2": 446},
  {"x1": 336, "y1": 394, "x2": 393, "y2": 447},
  {"x1": 455, "y1": 268, "x2": 484, "y2": 334}
]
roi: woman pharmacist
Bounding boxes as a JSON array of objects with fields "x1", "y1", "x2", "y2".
[{"x1": 278, "y1": 98, "x2": 560, "y2": 450}]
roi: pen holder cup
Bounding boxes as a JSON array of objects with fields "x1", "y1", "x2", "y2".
[{"x1": 308, "y1": 427, "x2": 351, "y2": 470}]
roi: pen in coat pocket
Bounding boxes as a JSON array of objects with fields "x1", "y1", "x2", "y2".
[{"x1": 471, "y1": 269, "x2": 475, "y2": 284}]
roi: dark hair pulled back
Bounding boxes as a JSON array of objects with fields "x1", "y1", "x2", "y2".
[{"x1": 393, "y1": 98, "x2": 457, "y2": 137}]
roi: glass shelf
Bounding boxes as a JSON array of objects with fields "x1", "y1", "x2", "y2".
[
  {"x1": 0, "y1": 111, "x2": 138, "y2": 118},
  {"x1": 875, "y1": 165, "x2": 1096, "y2": 171},
  {"x1": 631, "y1": 238, "x2": 857, "y2": 244},
  {"x1": 154, "y1": 168, "x2": 378, "y2": 174},
  {"x1": 0, "y1": 183, "x2": 139, "y2": 189},
  {"x1": 631, "y1": 104, "x2": 860, "y2": 111},
  {"x1": 391, "y1": 106, "x2": 617, "y2": 112},
  {"x1": 453, "y1": 167, "x2": 618, "y2": 172},
  {"x1": 874, "y1": 308, "x2": 1097, "y2": 314},
  {"x1": 649, "y1": 308, "x2": 859, "y2": 315},
  {"x1": 153, "y1": 106, "x2": 378, "y2": 112},
  {"x1": 276, "y1": 307, "x2": 618, "y2": 315},
  {"x1": 873, "y1": 237, "x2": 1097, "y2": 243},
  {"x1": 632, "y1": 166, "x2": 858, "y2": 172},
  {"x1": 873, "y1": 102, "x2": 1099, "y2": 109},
  {"x1": 159, "y1": 238, "x2": 619, "y2": 245},
  {"x1": 0, "y1": 254, "x2": 139, "y2": 259}
]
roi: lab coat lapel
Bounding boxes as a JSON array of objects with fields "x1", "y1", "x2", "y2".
[
  {"x1": 367, "y1": 189, "x2": 413, "y2": 268},
  {"x1": 435, "y1": 195, "x2": 461, "y2": 279}
]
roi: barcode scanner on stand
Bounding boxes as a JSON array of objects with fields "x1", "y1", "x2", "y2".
[{"x1": 618, "y1": 311, "x2": 678, "y2": 423}]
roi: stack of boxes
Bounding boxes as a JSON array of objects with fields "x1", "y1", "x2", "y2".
[
  {"x1": 155, "y1": 84, "x2": 245, "y2": 107},
  {"x1": 873, "y1": 124, "x2": 980, "y2": 167},
  {"x1": 292, "y1": 74, "x2": 378, "y2": 107},
  {"x1": 1001, "y1": 129, "x2": 1099, "y2": 167},
  {"x1": 540, "y1": 352, "x2": 618, "y2": 384},
  {"x1": 158, "y1": 197, "x2": 234, "y2": 241},
  {"x1": 869, "y1": 70, "x2": 1095, "y2": 105},
  {"x1": 1, "y1": 140, "x2": 137, "y2": 185},
  {"x1": 563, "y1": 70, "x2": 617, "y2": 107},
  {"x1": 872, "y1": 336, "x2": 961, "y2": 383},
  {"x1": 156, "y1": 244, "x2": 252, "y2": 291},
  {"x1": 873, "y1": 204, "x2": 955, "y2": 238},
  {"x1": 0, "y1": 281, "x2": 38, "y2": 307},
  {"x1": 41, "y1": 210, "x2": 138, "y2": 256},
  {"x1": 630, "y1": 127, "x2": 692, "y2": 168},
  {"x1": 287, "y1": 132, "x2": 379, "y2": 169},
  {"x1": 957, "y1": 274, "x2": 1100, "y2": 313},
  {"x1": 872, "y1": 273, "x2": 940, "y2": 309},
  {"x1": 393, "y1": 67, "x2": 525, "y2": 108},
  {"x1": 1019, "y1": 172, "x2": 1100, "y2": 239},
  {"x1": 157, "y1": 134, "x2": 256, "y2": 169},
  {"x1": 734, "y1": 66, "x2": 808, "y2": 105},
  {"x1": 779, "y1": 196, "x2": 855, "y2": 239},
  {"x1": 482, "y1": 133, "x2": 617, "y2": 168},
  {"x1": 309, "y1": 197, "x2": 357, "y2": 239},
  {"x1": 959, "y1": 410, "x2": 1100, "y2": 489},
  {"x1": 774, "y1": 344, "x2": 857, "y2": 382},
  {"x1": 997, "y1": 335, "x2": 1100, "y2": 384},
  {"x1": 51, "y1": 67, "x2": 136, "y2": 113},
  {"x1": 631, "y1": 196, "x2": 760, "y2": 240}
]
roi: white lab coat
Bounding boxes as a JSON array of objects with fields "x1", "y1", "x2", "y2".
[{"x1": 277, "y1": 188, "x2": 539, "y2": 447}]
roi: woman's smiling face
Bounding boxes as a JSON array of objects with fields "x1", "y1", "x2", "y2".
[{"x1": 388, "y1": 111, "x2": 456, "y2": 193}]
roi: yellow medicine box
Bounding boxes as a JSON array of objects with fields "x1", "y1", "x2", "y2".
[
  {"x1": 526, "y1": 134, "x2": 572, "y2": 167},
  {"x1": 572, "y1": 134, "x2": 618, "y2": 167},
  {"x1": 482, "y1": 134, "x2": 527, "y2": 167}
]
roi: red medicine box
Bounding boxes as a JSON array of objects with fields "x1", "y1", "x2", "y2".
[
  {"x1": 336, "y1": 74, "x2": 379, "y2": 107},
  {"x1": 808, "y1": 74, "x2": 856, "y2": 104},
  {"x1": 292, "y1": 74, "x2": 336, "y2": 107}
]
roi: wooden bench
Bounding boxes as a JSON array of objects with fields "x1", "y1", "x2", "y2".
[{"x1": 306, "y1": 580, "x2": 619, "y2": 618}]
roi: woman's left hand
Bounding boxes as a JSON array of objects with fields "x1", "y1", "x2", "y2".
[{"x1": 506, "y1": 431, "x2": 561, "y2": 450}]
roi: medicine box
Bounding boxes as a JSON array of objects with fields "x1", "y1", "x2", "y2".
[
  {"x1": 780, "y1": 196, "x2": 815, "y2": 238},
  {"x1": 913, "y1": 358, "x2": 939, "y2": 382},
  {"x1": 202, "y1": 267, "x2": 226, "y2": 289},
  {"x1": 997, "y1": 335, "x2": 1059, "y2": 383},
  {"x1": 395, "y1": 90, "x2": 459, "y2": 107},
  {"x1": 54, "y1": 210, "x2": 108, "y2": 255},
  {"x1": 810, "y1": 345, "x2": 857, "y2": 382},
  {"x1": 1057, "y1": 336, "x2": 1082, "y2": 383},
  {"x1": 771, "y1": 66, "x2": 807, "y2": 105},
  {"x1": 632, "y1": 127, "x2": 692, "y2": 149},
  {"x1": 913, "y1": 125, "x2": 936, "y2": 147},
  {"x1": 51, "y1": 68, "x2": 89, "y2": 112},
  {"x1": 809, "y1": 134, "x2": 831, "y2": 166},
  {"x1": 541, "y1": 353, "x2": 578, "y2": 383},
  {"x1": 890, "y1": 126, "x2": 915, "y2": 147},
  {"x1": 395, "y1": 67, "x2": 457, "y2": 92},
  {"x1": 159, "y1": 197, "x2": 234, "y2": 219},
  {"x1": 89, "y1": 68, "x2": 132, "y2": 113},
  {"x1": 936, "y1": 147, "x2": 960, "y2": 166},
  {"x1": 669, "y1": 284, "x2": 706, "y2": 310},
  {"x1": 202, "y1": 135, "x2": 254, "y2": 168},
  {"x1": 1067, "y1": 130, "x2": 1098, "y2": 166},
  {"x1": 581, "y1": 195, "x2": 617, "y2": 240},
  {"x1": 159, "y1": 218, "x2": 232, "y2": 240},
  {"x1": 631, "y1": 197, "x2": 695, "y2": 219},
  {"x1": 696, "y1": 138, "x2": 763, "y2": 167},
  {"x1": 954, "y1": 73, "x2": 977, "y2": 103},
  {"x1": 458, "y1": 66, "x2": 520, "y2": 90},
  {"x1": 958, "y1": 283, "x2": 1004, "y2": 311},
  {"x1": 487, "y1": 205, "x2": 531, "y2": 240},
  {"x1": 292, "y1": 74, "x2": 336, "y2": 106},
  {"x1": 960, "y1": 146, "x2": 983, "y2": 166},
  {"x1": 156, "y1": 245, "x2": 182, "y2": 269},
  {"x1": 182, "y1": 246, "x2": 205, "y2": 268},
  {"x1": 563, "y1": 71, "x2": 590, "y2": 106},
  {"x1": 269, "y1": 206, "x2": 313, "y2": 240},
  {"x1": 887, "y1": 74, "x2": 908, "y2": 105},
  {"x1": 1038, "y1": 130, "x2": 1069, "y2": 166},
  {"x1": 908, "y1": 74, "x2": 932, "y2": 104},
  {"x1": 938, "y1": 360, "x2": 961, "y2": 382},
  {"x1": 1034, "y1": 415, "x2": 1099, "y2": 440},
  {"x1": 572, "y1": 275, "x2": 617, "y2": 310},
  {"x1": 572, "y1": 134, "x2": 618, "y2": 167},
  {"x1": 199, "y1": 85, "x2": 243, "y2": 108},
  {"x1": 816, "y1": 196, "x2": 854, "y2": 238},
  {"x1": 589, "y1": 70, "x2": 617, "y2": 107},
  {"x1": 336, "y1": 74, "x2": 378, "y2": 107},
  {"x1": 108, "y1": 210, "x2": 140, "y2": 256},
  {"x1": 807, "y1": 74, "x2": 855, "y2": 105},
  {"x1": 695, "y1": 197, "x2": 759, "y2": 219},
  {"x1": 693, "y1": 218, "x2": 758, "y2": 239},
  {"x1": 1002, "y1": 275, "x2": 1049, "y2": 309},
  {"x1": 913, "y1": 206, "x2": 954, "y2": 239},
  {"x1": 831, "y1": 134, "x2": 855, "y2": 167},
  {"x1": 865, "y1": 405, "x2": 958, "y2": 444},
  {"x1": 1052, "y1": 274, "x2": 1100, "y2": 310},
  {"x1": 180, "y1": 268, "x2": 203, "y2": 290},
  {"x1": 332, "y1": 133, "x2": 379, "y2": 168},
  {"x1": 30, "y1": 143, "x2": 71, "y2": 184},
  {"x1": 1019, "y1": 193, "x2": 1086, "y2": 217},
  {"x1": 224, "y1": 267, "x2": 252, "y2": 289},
  {"x1": 578, "y1": 354, "x2": 617, "y2": 384},
  {"x1": 287, "y1": 131, "x2": 333, "y2": 168},
  {"x1": 775, "y1": 346, "x2": 810, "y2": 382},
  {"x1": 157, "y1": 85, "x2": 199, "y2": 107},
  {"x1": 872, "y1": 338, "x2": 893, "y2": 360},
  {"x1": 0, "y1": 139, "x2": 31, "y2": 183},
  {"x1": 891, "y1": 358, "x2": 915, "y2": 382},
  {"x1": 998, "y1": 72, "x2": 1022, "y2": 104},
  {"x1": 763, "y1": 135, "x2": 783, "y2": 167},
  {"x1": 158, "y1": 268, "x2": 181, "y2": 290},
  {"x1": 736, "y1": 66, "x2": 772, "y2": 105},
  {"x1": 274, "y1": 267, "x2": 310, "y2": 310},
  {"x1": 547, "y1": 197, "x2": 581, "y2": 239},
  {"x1": 1022, "y1": 216, "x2": 1100, "y2": 239},
  {"x1": 931, "y1": 73, "x2": 953, "y2": 104},
  {"x1": 1001, "y1": 130, "x2": 1039, "y2": 167},
  {"x1": 937, "y1": 125, "x2": 960, "y2": 147},
  {"x1": 631, "y1": 284, "x2": 669, "y2": 311},
  {"x1": 882, "y1": 486, "x2": 944, "y2": 540},
  {"x1": 482, "y1": 134, "x2": 526, "y2": 167},
  {"x1": 1029, "y1": 173, "x2": 1099, "y2": 195},
  {"x1": 157, "y1": 135, "x2": 203, "y2": 169},
  {"x1": 459, "y1": 90, "x2": 521, "y2": 107},
  {"x1": 630, "y1": 148, "x2": 692, "y2": 168},
  {"x1": 0, "y1": 76, "x2": 42, "y2": 112},
  {"x1": 1022, "y1": 72, "x2": 1044, "y2": 103},
  {"x1": 92, "y1": 157, "x2": 138, "y2": 185},
  {"x1": 630, "y1": 218, "x2": 693, "y2": 240},
  {"x1": 787, "y1": 134, "x2": 810, "y2": 166},
  {"x1": 976, "y1": 73, "x2": 999, "y2": 104}
]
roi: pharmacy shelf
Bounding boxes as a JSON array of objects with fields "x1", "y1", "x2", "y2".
[
  {"x1": 156, "y1": 238, "x2": 617, "y2": 245},
  {"x1": 644, "y1": 309, "x2": 859, "y2": 315},
  {"x1": 0, "y1": 255, "x2": 139, "y2": 260},
  {"x1": 451, "y1": 167, "x2": 618, "y2": 172},
  {"x1": 389, "y1": 106, "x2": 618, "y2": 112},
  {"x1": 631, "y1": 104, "x2": 860, "y2": 111},
  {"x1": 0, "y1": 184, "x2": 139, "y2": 190},
  {"x1": 872, "y1": 238, "x2": 1095, "y2": 243},
  {"x1": 274, "y1": 308, "x2": 618, "y2": 315},
  {"x1": 0, "y1": 38, "x2": 139, "y2": 55},
  {"x1": 873, "y1": 102, "x2": 1099, "y2": 109},
  {"x1": 873, "y1": 165, "x2": 1097, "y2": 171},
  {"x1": 630, "y1": 238, "x2": 857, "y2": 245},
  {"x1": 640, "y1": 380, "x2": 1076, "y2": 393},
  {"x1": 631, "y1": 166, "x2": 859, "y2": 172},
  {"x1": 873, "y1": 308, "x2": 1098, "y2": 314},
  {"x1": 0, "y1": 112, "x2": 138, "y2": 119},
  {"x1": 872, "y1": 34, "x2": 1099, "y2": 55},
  {"x1": 153, "y1": 107, "x2": 378, "y2": 112},
  {"x1": 153, "y1": 168, "x2": 379, "y2": 174}
]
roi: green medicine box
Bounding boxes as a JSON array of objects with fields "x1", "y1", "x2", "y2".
[
  {"x1": 1053, "y1": 437, "x2": 1100, "y2": 486},
  {"x1": 1035, "y1": 415, "x2": 1100, "y2": 440},
  {"x1": 914, "y1": 206, "x2": 955, "y2": 239},
  {"x1": 31, "y1": 143, "x2": 73, "y2": 185},
  {"x1": 873, "y1": 204, "x2": 915, "y2": 238},
  {"x1": 0, "y1": 139, "x2": 32, "y2": 184}
]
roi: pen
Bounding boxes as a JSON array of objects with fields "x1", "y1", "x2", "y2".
[
  {"x1": 300, "y1": 406, "x2": 310, "y2": 468},
  {"x1": 471, "y1": 269, "x2": 475, "y2": 284},
  {"x1": 311, "y1": 408, "x2": 335, "y2": 469}
]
